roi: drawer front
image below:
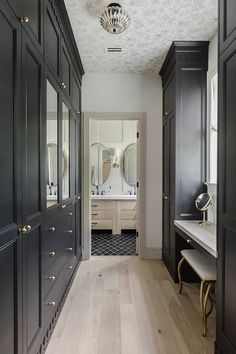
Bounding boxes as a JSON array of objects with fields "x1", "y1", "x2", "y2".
[
  {"x1": 91, "y1": 220, "x2": 112, "y2": 230},
  {"x1": 91, "y1": 200, "x2": 113, "y2": 211},
  {"x1": 42, "y1": 206, "x2": 73, "y2": 272},
  {"x1": 91, "y1": 210, "x2": 112, "y2": 220},
  {"x1": 121, "y1": 210, "x2": 137, "y2": 220},
  {"x1": 121, "y1": 220, "x2": 137, "y2": 229},
  {"x1": 120, "y1": 201, "x2": 137, "y2": 211}
]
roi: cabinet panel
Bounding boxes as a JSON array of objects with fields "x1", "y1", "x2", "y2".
[
  {"x1": 24, "y1": 226, "x2": 42, "y2": 350},
  {"x1": 7, "y1": 0, "x2": 42, "y2": 49},
  {"x1": 61, "y1": 44, "x2": 71, "y2": 96},
  {"x1": 163, "y1": 75, "x2": 175, "y2": 115},
  {"x1": 0, "y1": 241, "x2": 18, "y2": 354},
  {"x1": 220, "y1": 0, "x2": 236, "y2": 53},
  {"x1": 72, "y1": 72, "x2": 81, "y2": 113},
  {"x1": 45, "y1": 8, "x2": 59, "y2": 77},
  {"x1": 162, "y1": 118, "x2": 170, "y2": 254}
]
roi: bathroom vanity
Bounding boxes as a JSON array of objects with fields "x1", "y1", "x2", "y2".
[{"x1": 91, "y1": 195, "x2": 137, "y2": 234}]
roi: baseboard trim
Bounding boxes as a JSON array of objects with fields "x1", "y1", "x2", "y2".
[{"x1": 140, "y1": 247, "x2": 162, "y2": 259}]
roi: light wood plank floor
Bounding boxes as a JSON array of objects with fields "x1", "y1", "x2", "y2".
[{"x1": 46, "y1": 257, "x2": 215, "y2": 354}]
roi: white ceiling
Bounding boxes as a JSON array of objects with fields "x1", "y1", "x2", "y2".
[{"x1": 65, "y1": 0, "x2": 218, "y2": 75}]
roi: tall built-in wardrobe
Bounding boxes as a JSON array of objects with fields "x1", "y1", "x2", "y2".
[{"x1": 0, "y1": 0, "x2": 83, "y2": 353}]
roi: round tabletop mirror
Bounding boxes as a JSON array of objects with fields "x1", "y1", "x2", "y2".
[
  {"x1": 91, "y1": 143, "x2": 111, "y2": 186},
  {"x1": 195, "y1": 193, "x2": 212, "y2": 224},
  {"x1": 123, "y1": 143, "x2": 137, "y2": 187}
]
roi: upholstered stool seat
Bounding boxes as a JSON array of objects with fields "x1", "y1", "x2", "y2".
[{"x1": 178, "y1": 249, "x2": 216, "y2": 337}]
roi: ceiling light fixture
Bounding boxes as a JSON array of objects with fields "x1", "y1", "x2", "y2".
[{"x1": 100, "y1": 3, "x2": 130, "y2": 35}]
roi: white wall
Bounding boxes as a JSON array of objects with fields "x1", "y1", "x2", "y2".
[{"x1": 82, "y1": 73, "x2": 163, "y2": 253}]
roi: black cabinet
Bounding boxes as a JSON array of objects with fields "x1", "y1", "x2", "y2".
[
  {"x1": 219, "y1": 0, "x2": 236, "y2": 54},
  {"x1": 217, "y1": 4, "x2": 236, "y2": 351},
  {"x1": 0, "y1": 0, "x2": 84, "y2": 353},
  {"x1": 160, "y1": 42, "x2": 209, "y2": 281}
]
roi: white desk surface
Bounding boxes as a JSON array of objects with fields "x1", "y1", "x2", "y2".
[{"x1": 174, "y1": 220, "x2": 217, "y2": 258}]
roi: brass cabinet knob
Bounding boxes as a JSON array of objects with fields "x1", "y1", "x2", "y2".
[
  {"x1": 76, "y1": 196, "x2": 81, "y2": 200},
  {"x1": 187, "y1": 239, "x2": 192, "y2": 244},
  {"x1": 47, "y1": 301, "x2": 56, "y2": 307},
  {"x1": 65, "y1": 248, "x2": 73, "y2": 251},
  {"x1": 76, "y1": 111, "x2": 81, "y2": 114},
  {"x1": 60, "y1": 82, "x2": 66, "y2": 89},
  {"x1": 46, "y1": 276, "x2": 56, "y2": 281},
  {"x1": 48, "y1": 251, "x2": 56, "y2": 257},
  {"x1": 20, "y1": 16, "x2": 29, "y2": 23},
  {"x1": 59, "y1": 204, "x2": 66, "y2": 209},
  {"x1": 67, "y1": 230, "x2": 73, "y2": 234},
  {"x1": 18, "y1": 226, "x2": 27, "y2": 234},
  {"x1": 67, "y1": 212, "x2": 73, "y2": 216},
  {"x1": 26, "y1": 225, "x2": 32, "y2": 231},
  {"x1": 49, "y1": 227, "x2": 56, "y2": 232},
  {"x1": 163, "y1": 195, "x2": 169, "y2": 200},
  {"x1": 66, "y1": 266, "x2": 73, "y2": 270}
]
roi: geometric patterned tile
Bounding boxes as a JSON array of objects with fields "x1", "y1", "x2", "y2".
[{"x1": 91, "y1": 232, "x2": 136, "y2": 256}]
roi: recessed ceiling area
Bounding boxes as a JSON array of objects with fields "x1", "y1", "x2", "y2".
[{"x1": 64, "y1": 0, "x2": 218, "y2": 74}]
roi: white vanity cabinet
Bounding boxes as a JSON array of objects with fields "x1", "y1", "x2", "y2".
[{"x1": 91, "y1": 197, "x2": 137, "y2": 234}]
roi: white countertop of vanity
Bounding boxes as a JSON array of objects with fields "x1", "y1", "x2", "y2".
[
  {"x1": 91, "y1": 195, "x2": 137, "y2": 200},
  {"x1": 174, "y1": 220, "x2": 217, "y2": 258}
]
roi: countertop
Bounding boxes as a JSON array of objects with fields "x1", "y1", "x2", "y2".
[{"x1": 174, "y1": 220, "x2": 217, "y2": 258}]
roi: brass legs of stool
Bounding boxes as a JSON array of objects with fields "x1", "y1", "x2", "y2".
[
  {"x1": 177, "y1": 257, "x2": 185, "y2": 294},
  {"x1": 177, "y1": 257, "x2": 215, "y2": 337},
  {"x1": 200, "y1": 281, "x2": 215, "y2": 337}
]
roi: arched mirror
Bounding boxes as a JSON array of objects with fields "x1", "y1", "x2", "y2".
[
  {"x1": 123, "y1": 143, "x2": 137, "y2": 186},
  {"x1": 91, "y1": 143, "x2": 111, "y2": 186}
]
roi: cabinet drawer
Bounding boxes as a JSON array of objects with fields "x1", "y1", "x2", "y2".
[
  {"x1": 121, "y1": 220, "x2": 137, "y2": 229},
  {"x1": 91, "y1": 200, "x2": 113, "y2": 211},
  {"x1": 91, "y1": 220, "x2": 112, "y2": 230},
  {"x1": 120, "y1": 201, "x2": 137, "y2": 211},
  {"x1": 91, "y1": 211, "x2": 112, "y2": 220},
  {"x1": 121, "y1": 210, "x2": 137, "y2": 220}
]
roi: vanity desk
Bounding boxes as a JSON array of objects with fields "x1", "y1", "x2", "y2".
[{"x1": 174, "y1": 220, "x2": 217, "y2": 282}]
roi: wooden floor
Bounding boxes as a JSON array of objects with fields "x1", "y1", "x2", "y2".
[{"x1": 46, "y1": 257, "x2": 215, "y2": 354}]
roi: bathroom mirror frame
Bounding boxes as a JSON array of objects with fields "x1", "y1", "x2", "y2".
[
  {"x1": 122, "y1": 143, "x2": 137, "y2": 187},
  {"x1": 91, "y1": 143, "x2": 112, "y2": 187}
]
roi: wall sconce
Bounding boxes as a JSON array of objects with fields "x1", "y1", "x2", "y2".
[{"x1": 109, "y1": 148, "x2": 122, "y2": 168}]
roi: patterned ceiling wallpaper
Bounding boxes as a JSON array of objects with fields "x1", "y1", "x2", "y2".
[{"x1": 64, "y1": 0, "x2": 218, "y2": 75}]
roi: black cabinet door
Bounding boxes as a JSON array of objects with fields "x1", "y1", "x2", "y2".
[
  {"x1": 21, "y1": 33, "x2": 44, "y2": 354},
  {"x1": 0, "y1": 4, "x2": 22, "y2": 354},
  {"x1": 75, "y1": 117, "x2": 82, "y2": 259},
  {"x1": 163, "y1": 75, "x2": 175, "y2": 115},
  {"x1": 7, "y1": 0, "x2": 43, "y2": 50},
  {"x1": 61, "y1": 42, "x2": 71, "y2": 97},
  {"x1": 217, "y1": 42, "x2": 236, "y2": 354},
  {"x1": 45, "y1": 5, "x2": 60, "y2": 78},
  {"x1": 72, "y1": 71, "x2": 81, "y2": 113},
  {"x1": 220, "y1": 0, "x2": 236, "y2": 54},
  {"x1": 162, "y1": 117, "x2": 170, "y2": 256}
]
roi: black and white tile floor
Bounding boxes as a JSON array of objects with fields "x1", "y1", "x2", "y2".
[{"x1": 91, "y1": 232, "x2": 137, "y2": 256}]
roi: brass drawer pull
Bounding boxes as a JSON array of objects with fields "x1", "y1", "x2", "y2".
[
  {"x1": 48, "y1": 251, "x2": 56, "y2": 257},
  {"x1": 92, "y1": 204, "x2": 98, "y2": 207},
  {"x1": 92, "y1": 213, "x2": 98, "y2": 216},
  {"x1": 67, "y1": 212, "x2": 73, "y2": 216},
  {"x1": 49, "y1": 227, "x2": 56, "y2": 232},
  {"x1": 66, "y1": 265, "x2": 73, "y2": 270},
  {"x1": 187, "y1": 239, "x2": 192, "y2": 244},
  {"x1": 47, "y1": 301, "x2": 56, "y2": 307},
  {"x1": 65, "y1": 248, "x2": 73, "y2": 251},
  {"x1": 92, "y1": 222, "x2": 98, "y2": 225},
  {"x1": 46, "y1": 276, "x2": 56, "y2": 282}
]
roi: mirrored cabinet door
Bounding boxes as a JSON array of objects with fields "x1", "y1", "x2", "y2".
[
  {"x1": 62, "y1": 103, "x2": 70, "y2": 200},
  {"x1": 46, "y1": 80, "x2": 58, "y2": 208}
]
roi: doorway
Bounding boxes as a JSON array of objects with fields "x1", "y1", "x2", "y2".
[{"x1": 82, "y1": 113, "x2": 146, "y2": 259}]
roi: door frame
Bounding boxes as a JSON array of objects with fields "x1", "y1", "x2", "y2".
[{"x1": 82, "y1": 112, "x2": 146, "y2": 259}]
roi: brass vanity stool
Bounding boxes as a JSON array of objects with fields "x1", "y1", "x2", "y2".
[{"x1": 178, "y1": 249, "x2": 216, "y2": 337}]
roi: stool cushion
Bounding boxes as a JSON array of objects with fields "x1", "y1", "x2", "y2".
[{"x1": 181, "y1": 249, "x2": 216, "y2": 281}]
